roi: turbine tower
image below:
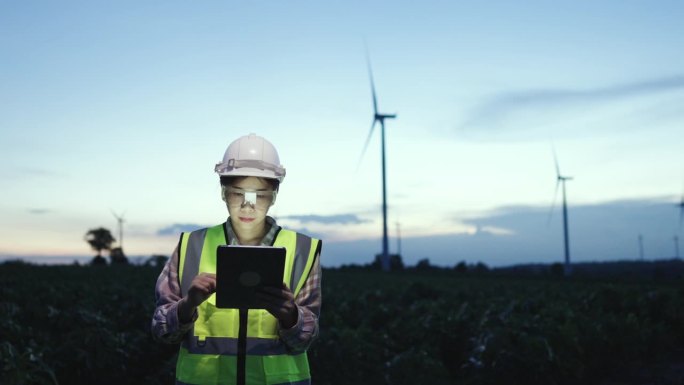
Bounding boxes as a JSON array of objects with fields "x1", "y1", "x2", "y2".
[
  {"x1": 396, "y1": 221, "x2": 402, "y2": 257},
  {"x1": 677, "y1": 184, "x2": 684, "y2": 229},
  {"x1": 111, "y1": 210, "x2": 126, "y2": 250},
  {"x1": 549, "y1": 148, "x2": 573, "y2": 276},
  {"x1": 358, "y1": 50, "x2": 396, "y2": 272},
  {"x1": 674, "y1": 236, "x2": 680, "y2": 259}
]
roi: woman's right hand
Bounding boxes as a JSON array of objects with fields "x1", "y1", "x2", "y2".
[{"x1": 178, "y1": 273, "x2": 216, "y2": 323}]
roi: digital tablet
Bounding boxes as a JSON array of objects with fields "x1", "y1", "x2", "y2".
[{"x1": 215, "y1": 245, "x2": 286, "y2": 309}]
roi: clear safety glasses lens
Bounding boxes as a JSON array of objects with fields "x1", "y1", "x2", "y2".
[{"x1": 222, "y1": 186, "x2": 276, "y2": 209}]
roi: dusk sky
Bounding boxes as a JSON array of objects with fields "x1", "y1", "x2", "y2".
[{"x1": 1, "y1": 1, "x2": 683, "y2": 267}]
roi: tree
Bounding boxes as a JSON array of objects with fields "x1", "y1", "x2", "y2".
[
  {"x1": 473, "y1": 261, "x2": 490, "y2": 274},
  {"x1": 145, "y1": 254, "x2": 169, "y2": 268},
  {"x1": 549, "y1": 262, "x2": 564, "y2": 277},
  {"x1": 415, "y1": 258, "x2": 432, "y2": 271},
  {"x1": 110, "y1": 247, "x2": 129, "y2": 265},
  {"x1": 91, "y1": 255, "x2": 107, "y2": 266},
  {"x1": 370, "y1": 254, "x2": 405, "y2": 271},
  {"x1": 389, "y1": 254, "x2": 404, "y2": 271},
  {"x1": 454, "y1": 261, "x2": 468, "y2": 273},
  {"x1": 84, "y1": 227, "x2": 115, "y2": 257}
]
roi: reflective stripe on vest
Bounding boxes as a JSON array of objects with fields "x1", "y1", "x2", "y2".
[{"x1": 176, "y1": 223, "x2": 319, "y2": 385}]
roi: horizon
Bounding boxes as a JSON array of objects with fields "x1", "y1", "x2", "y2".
[{"x1": 2, "y1": 196, "x2": 682, "y2": 269}]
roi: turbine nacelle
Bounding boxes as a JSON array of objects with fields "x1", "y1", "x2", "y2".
[{"x1": 375, "y1": 113, "x2": 397, "y2": 121}]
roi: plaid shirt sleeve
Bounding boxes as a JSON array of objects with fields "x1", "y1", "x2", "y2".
[
  {"x1": 151, "y1": 244, "x2": 196, "y2": 344},
  {"x1": 278, "y1": 250, "x2": 322, "y2": 353}
]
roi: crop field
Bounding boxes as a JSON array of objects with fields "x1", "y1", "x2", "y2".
[{"x1": 1, "y1": 262, "x2": 683, "y2": 385}]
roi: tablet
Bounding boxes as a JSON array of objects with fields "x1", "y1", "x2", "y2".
[{"x1": 215, "y1": 245, "x2": 286, "y2": 309}]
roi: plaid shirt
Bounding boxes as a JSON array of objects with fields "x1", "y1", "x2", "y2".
[{"x1": 151, "y1": 216, "x2": 321, "y2": 353}]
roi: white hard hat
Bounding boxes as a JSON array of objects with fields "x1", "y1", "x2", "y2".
[{"x1": 214, "y1": 133, "x2": 286, "y2": 183}]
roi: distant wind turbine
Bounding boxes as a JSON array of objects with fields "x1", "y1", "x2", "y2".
[
  {"x1": 111, "y1": 210, "x2": 126, "y2": 250},
  {"x1": 638, "y1": 234, "x2": 645, "y2": 261},
  {"x1": 396, "y1": 221, "x2": 402, "y2": 257},
  {"x1": 358, "y1": 49, "x2": 396, "y2": 272},
  {"x1": 674, "y1": 236, "x2": 680, "y2": 259},
  {"x1": 548, "y1": 147, "x2": 573, "y2": 276},
  {"x1": 677, "y1": 182, "x2": 684, "y2": 229}
]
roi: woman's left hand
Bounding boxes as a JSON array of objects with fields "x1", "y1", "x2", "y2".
[{"x1": 255, "y1": 283, "x2": 298, "y2": 329}]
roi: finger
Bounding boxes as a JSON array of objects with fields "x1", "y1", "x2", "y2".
[
  {"x1": 259, "y1": 286, "x2": 294, "y2": 300},
  {"x1": 258, "y1": 286, "x2": 283, "y2": 296},
  {"x1": 195, "y1": 280, "x2": 216, "y2": 294},
  {"x1": 254, "y1": 291, "x2": 285, "y2": 305},
  {"x1": 197, "y1": 275, "x2": 217, "y2": 285},
  {"x1": 194, "y1": 275, "x2": 216, "y2": 288},
  {"x1": 258, "y1": 304, "x2": 290, "y2": 320},
  {"x1": 252, "y1": 297, "x2": 280, "y2": 313}
]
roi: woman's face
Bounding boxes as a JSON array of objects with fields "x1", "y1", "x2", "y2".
[{"x1": 225, "y1": 176, "x2": 275, "y2": 235}]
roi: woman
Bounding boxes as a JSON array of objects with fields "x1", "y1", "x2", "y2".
[{"x1": 152, "y1": 133, "x2": 322, "y2": 385}]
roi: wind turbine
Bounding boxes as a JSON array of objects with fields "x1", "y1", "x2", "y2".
[
  {"x1": 677, "y1": 182, "x2": 684, "y2": 230},
  {"x1": 358, "y1": 50, "x2": 396, "y2": 272},
  {"x1": 549, "y1": 147, "x2": 573, "y2": 276},
  {"x1": 396, "y1": 221, "x2": 402, "y2": 258},
  {"x1": 674, "y1": 236, "x2": 680, "y2": 259},
  {"x1": 111, "y1": 210, "x2": 126, "y2": 250}
]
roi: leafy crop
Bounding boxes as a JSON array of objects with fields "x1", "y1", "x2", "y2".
[{"x1": 1, "y1": 264, "x2": 683, "y2": 384}]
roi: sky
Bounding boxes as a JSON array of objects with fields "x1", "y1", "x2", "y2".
[{"x1": 1, "y1": 1, "x2": 683, "y2": 267}]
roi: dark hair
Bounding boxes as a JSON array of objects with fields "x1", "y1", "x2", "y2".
[{"x1": 219, "y1": 176, "x2": 280, "y2": 191}]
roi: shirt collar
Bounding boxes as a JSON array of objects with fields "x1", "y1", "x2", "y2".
[{"x1": 224, "y1": 216, "x2": 280, "y2": 246}]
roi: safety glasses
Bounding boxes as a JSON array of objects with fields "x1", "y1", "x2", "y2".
[{"x1": 221, "y1": 186, "x2": 277, "y2": 209}]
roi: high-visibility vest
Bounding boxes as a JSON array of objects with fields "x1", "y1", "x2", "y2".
[{"x1": 176, "y1": 223, "x2": 321, "y2": 385}]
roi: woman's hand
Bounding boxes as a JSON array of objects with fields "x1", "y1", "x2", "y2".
[
  {"x1": 178, "y1": 272, "x2": 216, "y2": 323},
  {"x1": 255, "y1": 283, "x2": 298, "y2": 329}
]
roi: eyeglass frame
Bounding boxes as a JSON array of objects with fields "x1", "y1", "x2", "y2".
[{"x1": 221, "y1": 185, "x2": 277, "y2": 209}]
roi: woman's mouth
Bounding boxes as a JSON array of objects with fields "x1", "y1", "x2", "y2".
[{"x1": 239, "y1": 217, "x2": 255, "y2": 223}]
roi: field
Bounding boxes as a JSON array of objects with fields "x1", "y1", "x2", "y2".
[{"x1": 1, "y1": 262, "x2": 683, "y2": 385}]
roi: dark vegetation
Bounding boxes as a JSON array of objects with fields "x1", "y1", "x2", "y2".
[{"x1": 1, "y1": 260, "x2": 683, "y2": 385}]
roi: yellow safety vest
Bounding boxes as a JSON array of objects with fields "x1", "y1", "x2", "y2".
[{"x1": 176, "y1": 223, "x2": 320, "y2": 385}]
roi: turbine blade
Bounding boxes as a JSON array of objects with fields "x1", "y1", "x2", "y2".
[
  {"x1": 547, "y1": 179, "x2": 561, "y2": 226},
  {"x1": 365, "y1": 48, "x2": 379, "y2": 116},
  {"x1": 356, "y1": 119, "x2": 378, "y2": 171},
  {"x1": 552, "y1": 145, "x2": 561, "y2": 178}
]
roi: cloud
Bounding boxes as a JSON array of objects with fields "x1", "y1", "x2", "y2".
[
  {"x1": 278, "y1": 214, "x2": 370, "y2": 225},
  {"x1": 157, "y1": 223, "x2": 207, "y2": 236},
  {"x1": 2, "y1": 167, "x2": 61, "y2": 181},
  {"x1": 27, "y1": 208, "x2": 51, "y2": 215},
  {"x1": 282, "y1": 226, "x2": 326, "y2": 241},
  {"x1": 460, "y1": 75, "x2": 684, "y2": 135},
  {"x1": 319, "y1": 197, "x2": 682, "y2": 268}
]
